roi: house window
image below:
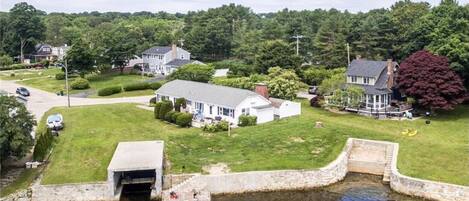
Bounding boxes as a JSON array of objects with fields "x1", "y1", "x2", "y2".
[
  {"x1": 363, "y1": 77, "x2": 370, "y2": 84},
  {"x1": 209, "y1": 106, "x2": 213, "y2": 114},
  {"x1": 242, "y1": 108, "x2": 250, "y2": 115},
  {"x1": 195, "y1": 102, "x2": 204, "y2": 112},
  {"x1": 186, "y1": 100, "x2": 192, "y2": 106},
  {"x1": 218, "y1": 107, "x2": 234, "y2": 117},
  {"x1": 161, "y1": 96, "x2": 169, "y2": 101},
  {"x1": 351, "y1": 76, "x2": 357, "y2": 83}
]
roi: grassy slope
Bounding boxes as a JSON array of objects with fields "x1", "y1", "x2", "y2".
[
  {"x1": 0, "y1": 68, "x2": 61, "y2": 81},
  {"x1": 40, "y1": 102, "x2": 469, "y2": 185}
]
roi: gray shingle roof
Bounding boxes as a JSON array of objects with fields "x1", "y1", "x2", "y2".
[
  {"x1": 142, "y1": 46, "x2": 172, "y2": 55},
  {"x1": 347, "y1": 60, "x2": 397, "y2": 78},
  {"x1": 156, "y1": 80, "x2": 262, "y2": 108},
  {"x1": 165, "y1": 59, "x2": 193, "y2": 67}
]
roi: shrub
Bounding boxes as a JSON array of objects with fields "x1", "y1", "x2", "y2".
[
  {"x1": 202, "y1": 120, "x2": 230, "y2": 133},
  {"x1": 238, "y1": 115, "x2": 257, "y2": 127},
  {"x1": 0, "y1": 55, "x2": 14, "y2": 67},
  {"x1": 154, "y1": 102, "x2": 163, "y2": 119},
  {"x1": 165, "y1": 111, "x2": 177, "y2": 122},
  {"x1": 33, "y1": 129, "x2": 55, "y2": 161},
  {"x1": 149, "y1": 82, "x2": 162, "y2": 90},
  {"x1": 10, "y1": 73, "x2": 15, "y2": 77},
  {"x1": 123, "y1": 82, "x2": 150, "y2": 91},
  {"x1": 70, "y1": 78, "x2": 90, "y2": 89},
  {"x1": 85, "y1": 73, "x2": 101, "y2": 81},
  {"x1": 158, "y1": 101, "x2": 173, "y2": 119},
  {"x1": 176, "y1": 113, "x2": 192, "y2": 127},
  {"x1": 310, "y1": 96, "x2": 321, "y2": 107},
  {"x1": 97, "y1": 86, "x2": 122, "y2": 96},
  {"x1": 149, "y1": 97, "x2": 156, "y2": 105},
  {"x1": 174, "y1": 98, "x2": 186, "y2": 112},
  {"x1": 55, "y1": 72, "x2": 65, "y2": 80},
  {"x1": 171, "y1": 112, "x2": 182, "y2": 123}
]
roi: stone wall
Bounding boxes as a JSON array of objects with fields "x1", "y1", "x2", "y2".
[
  {"x1": 162, "y1": 138, "x2": 354, "y2": 201},
  {"x1": 389, "y1": 143, "x2": 469, "y2": 201},
  {"x1": 31, "y1": 182, "x2": 109, "y2": 201}
]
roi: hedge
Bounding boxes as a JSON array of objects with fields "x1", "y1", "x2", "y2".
[
  {"x1": 176, "y1": 113, "x2": 192, "y2": 127},
  {"x1": 97, "y1": 86, "x2": 122, "y2": 96},
  {"x1": 158, "y1": 101, "x2": 173, "y2": 119},
  {"x1": 55, "y1": 72, "x2": 65, "y2": 80},
  {"x1": 149, "y1": 82, "x2": 162, "y2": 90},
  {"x1": 174, "y1": 98, "x2": 186, "y2": 112},
  {"x1": 33, "y1": 129, "x2": 55, "y2": 161},
  {"x1": 70, "y1": 78, "x2": 90, "y2": 89},
  {"x1": 165, "y1": 111, "x2": 177, "y2": 122},
  {"x1": 238, "y1": 115, "x2": 257, "y2": 127},
  {"x1": 154, "y1": 102, "x2": 163, "y2": 119},
  {"x1": 171, "y1": 112, "x2": 183, "y2": 123},
  {"x1": 123, "y1": 82, "x2": 150, "y2": 91}
]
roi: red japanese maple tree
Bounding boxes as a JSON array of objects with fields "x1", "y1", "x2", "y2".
[{"x1": 397, "y1": 50, "x2": 466, "y2": 110}]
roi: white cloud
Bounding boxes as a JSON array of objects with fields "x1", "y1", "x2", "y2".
[{"x1": 0, "y1": 0, "x2": 460, "y2": 13}]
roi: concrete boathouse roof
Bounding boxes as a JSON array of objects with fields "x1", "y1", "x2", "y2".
[
  {"x1": 156, "y1": 79, "x2": 261, "y2": 108},
  {"x1": 108, "y1": 141, "x2": 164, "y2": 172}
]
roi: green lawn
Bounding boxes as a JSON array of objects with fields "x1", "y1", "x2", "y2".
[
  {"x1": 14, "y1": 72, "x2": 152, "y2": 97},
  {"x1": 39, "y1": 102, "x2": 469, "y2": 186},
  {"x1": 0, "y1": 169, "x2": 40, "y2": 197},
  {"x1": 0, "y1": 68, "x2": 61, "y2": 81}
]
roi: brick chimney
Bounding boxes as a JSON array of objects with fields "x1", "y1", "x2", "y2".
[
  {"x1": 171, "y1": 44, "x2": 177, "y2": 60},
  {"x1": 254, "y1": 83, "x2": 269, "y2": 99},
  {"x1": 386, "y1": 59, "x2": 394, "y2": 89}
]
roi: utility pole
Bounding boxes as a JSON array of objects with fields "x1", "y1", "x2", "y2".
[
  {"x1": 291, "y1": 35, "x2": 304, "y2": 55},
  {"x1": 64, "y1": 59, "x2": 70, "y2": 108},
  {"x1": 347, "y1": 43, "x2": 351, "y2": 66}
]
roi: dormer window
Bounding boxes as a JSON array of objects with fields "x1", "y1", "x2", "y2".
[
  {"x1": 363, "y1": 77, "x2": 370, "y2": 84},
  {"x1": 351, "y1": 76, "x2": 357, "y2": 83}
]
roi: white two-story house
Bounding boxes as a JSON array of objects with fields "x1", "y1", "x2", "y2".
[
  {"x1": 142, "y1": 45, "x2": 201, "y2": 75},
  {"x1": 346, "y1": 59, "x2": 399, "y2": 110}
]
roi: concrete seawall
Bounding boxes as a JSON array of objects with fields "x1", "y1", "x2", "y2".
[{"x1": 163, "y1": 138, "x2": 469, "y2": 201}]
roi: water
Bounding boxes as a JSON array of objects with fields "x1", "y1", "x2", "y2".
[{"x1": 212, "y1": 173, "x2": 426, "y2": 201}]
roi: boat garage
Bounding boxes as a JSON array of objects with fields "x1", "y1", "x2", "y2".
[{"x1": 107, "y1": 141, "x2": 164, "y2": 200}]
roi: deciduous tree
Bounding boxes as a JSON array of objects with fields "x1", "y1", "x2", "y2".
[
  {"x1": 168, "y1": 64, "x2": 215, "y2": 83},
  {"x1": 0, "y1": 96, "x2": 35, "y2": 165},
  {"x1": 397, "y1": 50, "x2": 466, "y2": 110}
]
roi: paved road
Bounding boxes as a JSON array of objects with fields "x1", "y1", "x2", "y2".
[{"x1": 0, "y1": 79, "x2": 154, "y2": 122}]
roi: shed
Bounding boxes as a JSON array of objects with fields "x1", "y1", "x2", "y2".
[
  {"x1": 107, "y1": 141, "x2": 164, "y2": 199},
  {"x1": 269, "y1": 98, "x2": 301, "y2": 118}
]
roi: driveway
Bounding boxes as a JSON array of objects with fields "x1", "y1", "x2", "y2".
[{"x1": 0, "y1": 80, "x2": 153, "y2": 122}]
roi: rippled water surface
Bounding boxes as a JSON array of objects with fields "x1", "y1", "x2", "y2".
[{"x1": 212, "y1": 173, "x2": 426, "y2": 201}]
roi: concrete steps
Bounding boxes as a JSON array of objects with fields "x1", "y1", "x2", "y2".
[{"x1": 382, "y1": 146, "x2": 394, "y2": 183}]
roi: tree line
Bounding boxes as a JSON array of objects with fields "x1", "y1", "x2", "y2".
[{"x1": 0, "y1": 0, "x2": 468, "y2": 86}]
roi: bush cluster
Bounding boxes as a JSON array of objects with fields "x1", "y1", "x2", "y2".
[
  {"x1": 123, "y1": 82, "x2": 150, "y2": 91},
  {"x1": 70, "y1": 78, "x2": 90, "y2": 89},
  {"x1": 97, "y1": 86, "x2": 122, "y2": 96},
  {"x1": 153, "y1": 101, "x2": 192, "y2": 127},
  {"x1": 175, "y1": 113, "x2": 192, "y2": 127},
  {"x1": 238, "y1": 115, "x2": 257, "y2": 127},
  {"x1": 33, "y1": 129, "x2": 55, "y2": 161},
  {"x1": 202, "y1": 120, "x2": 229, "y2": 132},
  {"x1": 55, "y1": 72, "x2": 65, "y2": 80},
  {"x1": 149, "y1": 82, "x2": 162, "y2": 90}
]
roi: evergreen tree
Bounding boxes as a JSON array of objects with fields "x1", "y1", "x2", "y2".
[{"x1": 313, "y1": 15, "x2": 348, "y2": 68}]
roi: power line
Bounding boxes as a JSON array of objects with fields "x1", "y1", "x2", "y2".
[{"x1": 291, "y1": 34, "x2": 304, "y2": 55}]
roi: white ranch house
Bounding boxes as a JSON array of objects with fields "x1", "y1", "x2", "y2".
[{"x1": 155, "y1": 80, "x2": 301, "y2": 125}]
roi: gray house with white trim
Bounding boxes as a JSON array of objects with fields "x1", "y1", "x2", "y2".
[
  {"x1": 346, "y1": 59, "x2": 399, "y2": 110},
  {"x1": 142, "y1": 45, "x2": 202, "y2": 75}
]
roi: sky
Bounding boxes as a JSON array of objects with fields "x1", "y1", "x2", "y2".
[{"x1": 0, "y1": 0, "x2": 466, "y2": 14}]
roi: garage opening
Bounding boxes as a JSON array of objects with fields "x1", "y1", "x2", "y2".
[{"x1": 107, "y1": 141, "x2": 164, "y2": 200}]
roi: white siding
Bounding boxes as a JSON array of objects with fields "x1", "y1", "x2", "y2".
[
  {"x1": 251, "y1": 107, "x2": 274, "y2": 124},
  {"x1": 275, "y1": 101, "x2": 301, "y2": 118}
]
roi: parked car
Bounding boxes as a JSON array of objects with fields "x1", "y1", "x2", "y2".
[
  {"x1": 47, "y1": 114, "x2": 64, "y2": 130},
  {"x1": 16, "y1": 87, "x2": 30, "y2": 96},
  {"x1": 308, "y1": 86, "x2": 318, "y2": 95}
]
